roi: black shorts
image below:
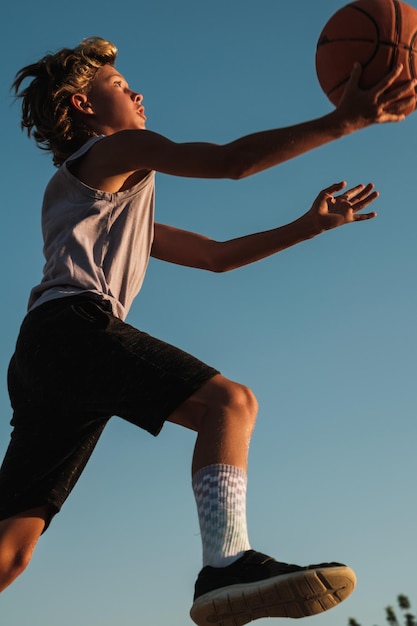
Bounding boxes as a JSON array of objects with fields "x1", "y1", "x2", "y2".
[{"x1": 0, "y1": 295, "x2": 219, "y2": 528}]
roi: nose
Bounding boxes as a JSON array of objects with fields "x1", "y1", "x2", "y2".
[{"x1": 130, "y1": 90, "x2": 143, "y2": 103}]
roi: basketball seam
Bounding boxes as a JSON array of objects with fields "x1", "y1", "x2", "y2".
[
  {"x1": 410, "y1": 31, "x2": 417, "y2": 78},
  {"x1": 392, "y1": 0, "x2": 401, "y2": 69}
]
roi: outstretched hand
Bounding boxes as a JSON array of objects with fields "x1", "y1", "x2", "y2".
[
  {"x1": 305, "y1": 181, "x2": 378, "y2": 234},
  {"x1": 336, "y1": 63, "x2": 417, "y2": 127}
]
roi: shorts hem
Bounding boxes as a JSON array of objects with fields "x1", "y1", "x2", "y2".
[{"x1": 0, "y1": 501, "x2": 59, "y2": 533}]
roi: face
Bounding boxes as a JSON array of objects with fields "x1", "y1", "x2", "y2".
[{"x1": 80, "y1": 64, "x2": 147, "y2": 134}]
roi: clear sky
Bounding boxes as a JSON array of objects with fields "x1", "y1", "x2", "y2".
[{"x1": 1, "y1": 1, "x2": 416, "y2": 625}]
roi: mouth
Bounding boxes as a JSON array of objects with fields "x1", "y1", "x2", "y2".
[{"x1": 137, "y1": 106, "x2": 146, "y2": 121}]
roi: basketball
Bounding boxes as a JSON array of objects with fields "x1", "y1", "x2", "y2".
[{"x1": 315, "y1": 0, "x2": 417, "y2": 111}]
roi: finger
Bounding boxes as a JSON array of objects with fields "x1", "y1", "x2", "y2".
[
  {"x1": 338, "y1": 183, "x2": 375, "y2": 205},
  {"x1": 383, "y1": 93, "x2": 417, "y2": 118},
  {"x1": 379, "y1": 78, "x2": 417, "y2": 104},
  {"x1": 372, "y1": 111, "x2": 407, "y2": 123},
  {"x1": 372, "y1": 63, "x2": 404, "y2": 96},
  {"x1": 383, "y1": 78, "x2": 417, "y2": 102},
  {"x1": 340, "y1": 183, "x2": 367, "y2": 199},
  {"x1": 344, "y1": 183, "x2": 375, "y2": 202},
  {"x1": 351, "y1": 190, "x2": 379, "y2": 211},
  {"x1": 346, "y1": 62, "x2": 362, "y2": 86},
  {"x1": 322, "y1": 181, "x2": 347, "y2": 196},
  {"x1": 353, "y1": 211, "x2": 377, "y2": 221}
]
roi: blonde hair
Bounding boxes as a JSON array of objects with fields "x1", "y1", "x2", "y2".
[{"x1": 12, "y1": 37, "x2": 118, "y2": 166}]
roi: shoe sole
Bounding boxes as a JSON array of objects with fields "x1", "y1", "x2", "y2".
[{"x1": 190, "y1": 565, "x2": 356, "y2": 626}]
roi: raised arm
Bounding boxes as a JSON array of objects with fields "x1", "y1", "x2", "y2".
[
  {"x1": 84, "y1": 64, "x2": 416, "y2": 189},
  {"x1": 151, "y1": 181, "x2": 378, "y2": 272}
]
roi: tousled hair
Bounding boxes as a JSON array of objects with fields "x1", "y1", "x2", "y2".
[{"x1": 12, "y1": 37, "x2": 118, "y2": 166}]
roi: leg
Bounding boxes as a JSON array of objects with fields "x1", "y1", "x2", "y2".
[
  {"x1": 0, "y1": 506, "x2": 48, "y2": 592},
  {"x1": 168, "y1": 375, "x2": 357, "y2": 626}
]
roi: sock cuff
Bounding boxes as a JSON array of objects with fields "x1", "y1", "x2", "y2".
[{"x1": 192, "y1": 464, "x2": 247, "y2": 490}]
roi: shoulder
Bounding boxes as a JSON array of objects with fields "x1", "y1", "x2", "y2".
[{"x1": 67, "y1": 132, "x2": 155, "y2": 192}]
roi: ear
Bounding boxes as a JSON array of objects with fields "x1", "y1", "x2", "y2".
[{"x1": 70, "y1": 93, "x2": 94, "y2": 115}]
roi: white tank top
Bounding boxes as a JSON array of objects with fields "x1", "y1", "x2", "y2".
[{"x1": 28, "y1": 136, "x2": 155, "y2": 320}]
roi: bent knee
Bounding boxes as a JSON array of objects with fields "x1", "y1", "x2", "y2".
[
  {"x1": 170, "y1": 374, "x2": 258, "y2": 432},
  {"x1": 211, "y1": 376, "x2": 258, "y2": 422},
  {"x1": 8, "y1": 544, "x2": 34, "y2": 575},
  {"x1": 229, "y1": 381, "x2": 258, "y2": 417}
]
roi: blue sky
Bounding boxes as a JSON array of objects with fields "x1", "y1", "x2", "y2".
[{"x1": 1, "y1": 1, "x2": 416, "y2": 625}]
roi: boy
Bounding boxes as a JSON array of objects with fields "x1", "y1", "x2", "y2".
[{"x1": 0, "y1": 37, "x2": 415, "y2": 626}]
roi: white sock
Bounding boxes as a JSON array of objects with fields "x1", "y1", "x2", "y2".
[{"x1": 192, "y1": 463, "x2": 251, "y2": 568}]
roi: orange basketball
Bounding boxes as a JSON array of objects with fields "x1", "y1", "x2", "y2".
[{"x1": 315, "y1": 0, "x2": 417, "y2": 111}]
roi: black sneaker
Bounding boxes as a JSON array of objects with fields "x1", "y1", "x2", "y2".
[{"x1": 190, "y1": 550, "x2": 356, "y2": 626}]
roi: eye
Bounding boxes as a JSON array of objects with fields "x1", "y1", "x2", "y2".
[{"x1": 114, "y1": 80, "x2": 122, "y2": 87}]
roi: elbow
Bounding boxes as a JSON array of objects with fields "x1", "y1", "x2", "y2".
[
  {"x1": 203, "y1": 242, "x2": 233, "y2": 273},
  {"x1": 227, "y1": 161, "x2": 255, "y2": 181},
  {"x1": 205, "y1": 258, "x2": 229, "y2": 273},
  {"x1": 229, "y1": 169, "x2": 251, "y2": 181},
  {"x1": 221, "y1": 147, "x2": 256, "y2": 180},
  {"x1": 209, "y1": 264, "x2": 229, "y2": 273},
  {"x1": 208, "y1": 257, "x2": 237, "y2": 273}
]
